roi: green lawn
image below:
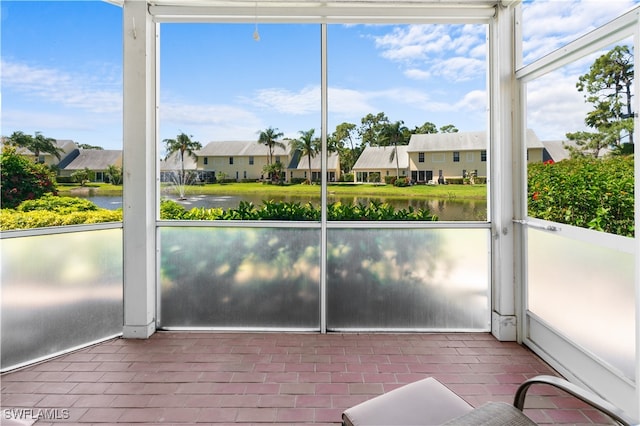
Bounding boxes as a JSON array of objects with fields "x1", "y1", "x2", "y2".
[{"x1": 57, "y1": 182, "x2": 486, "y2": 200}]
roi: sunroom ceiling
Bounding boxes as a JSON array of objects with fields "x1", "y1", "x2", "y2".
[{"x1": 131, "y1": 0, "x2": 516, "y2": 23}]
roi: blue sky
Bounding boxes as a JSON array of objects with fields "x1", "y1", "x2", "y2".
[{"x1": 2, "y1": 0, "x2": 639, "y2": 151}]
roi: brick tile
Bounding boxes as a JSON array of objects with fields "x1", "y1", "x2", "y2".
[
  {"x1": 79, "y1": 407, "x2": 124, "y2": 422},
  {"x1": 197, "y1": 408, "x2": 238, "y2": 424},
  {"x1": 316, "y1": 383, "x2": 349, "y2": 395},
  {"x1": 279, "y1": 383, "x2": 316, "y2": 395},
  {"x1": 37, "y1": 393, "x2": 80, "y2": 407},
  {"x1": 159, "y1": 407, "x2": 200, "y2": 422},
  {"x1": 0, "y1": 393, "x2": 44, "y2": 406},
  {"x1": 73, "y1": 395, "x2": 117, "y2": 408},
  {"x1": 276, "y1": 407, "x2": 315, "y2": 422},
  {"x1": 314, "y1": 407, "x2": 344, "y2": 423},
  {"x1": 118, "y1": 407, "x2": 166, "y2": 423},
  {"x1": 295, "y1": 395, "x2": 332, "y2": 408},
  {"x1": 236, "y1": 407, "x2": 277, "y2": 422},
  {"x1": 0, "y1": 333, "x2": 608, "y2": 425},
  {"x1": 348, "y1": 383, "x2": 384, "y2": 395},
  {"x1": 110, "y1": 394, "x2": 153, "y2": 407},
  {"x1": 258, "y1": 394, "x2": 296, "y2": 408}
]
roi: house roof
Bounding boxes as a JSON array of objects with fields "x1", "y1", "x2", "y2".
[
  {"x1": 160, "y1": 150, "x2": 198, "y2": 171},
  {"x1": 290, "y1": 152, "x2": 340, "y2": 171},
  {"x1": 198, "y1": 140, "x2": 290, "y2": 157},
  {"x1": 62, "y1": 149, "x2": 122, "y2": 171},
  {"x1": 4, "y1": 139, "x2": 78, "y2": 159},
  {"x1": 352, "y1": 145, "x2": 409, "y2": 170},
  {"x1": 542, "y1": 139, "x2": 611, "y2": 162},
  {"x1": 408, "y1": 129, "x2": 545, "y2": 151}
]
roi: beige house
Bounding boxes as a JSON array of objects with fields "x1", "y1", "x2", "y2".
[
  {"x1": 407, "y1": 129, "x2": 544, "y2": 183},
  {"x1": 58, "y1": 149, "x2": 123, "y2": 182},
  {"x1": 197, "y1": 140, "x2": 293, "y2": 182},
  {"x1": 351, "y1": 146, "x2": 409, "y2": 182},
  {"x1": 289, "y1": 150, "x2": 341, "y2": 182}
]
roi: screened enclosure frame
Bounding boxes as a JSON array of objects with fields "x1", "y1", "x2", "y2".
[
  {"x1": 122, "y1": 0, "x2": 518, "y2": 338},
  {"x1": 514, "y1": 6, "x2": 640, "y2": 416}
]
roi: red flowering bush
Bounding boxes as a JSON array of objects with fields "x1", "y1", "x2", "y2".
[
  {"x1": 528, "y1": 156, "x2": 634, "y2": 237},
  {"x1": 1, "y1": 147, "x2": 57, "y2": 209}
]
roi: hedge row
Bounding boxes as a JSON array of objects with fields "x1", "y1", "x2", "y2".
[{"x1": 528, "y1": 156, "x2": 634, "y2": 237}]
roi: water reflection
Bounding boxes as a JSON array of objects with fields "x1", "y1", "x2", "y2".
[{"x1": 79, "y1": 193, "x2": 486, "y2": 221}]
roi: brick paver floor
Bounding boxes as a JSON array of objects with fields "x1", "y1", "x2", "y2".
[{"x1": 1, "y1": 332, "x2": 617, "y2": 425}]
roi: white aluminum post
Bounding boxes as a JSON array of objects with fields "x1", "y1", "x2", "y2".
[
  {"x1": 490, "y1": 2, "x2": 519, "y2": 341},
  {"x1": 122, "y1": 0, "x2": 157, "y2": 338}
]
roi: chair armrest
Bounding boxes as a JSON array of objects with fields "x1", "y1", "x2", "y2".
[{"x1": 513, "y1": 375, "x2": 638, "y2": 426}]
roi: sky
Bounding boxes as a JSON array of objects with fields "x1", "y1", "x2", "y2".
[{"x1": 1, "y1": 0, "x2": 639, "y2": 151}]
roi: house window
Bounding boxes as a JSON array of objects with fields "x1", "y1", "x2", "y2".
[
  {"x1": 249, "y1": 156, "x2": 254, "y2": 165},
  {"x1": 244, "y1": 171, "x2": 247, "y2": 179},
  {"x1": 275, "y1": 156, "x2": 281, "y2": 164},
  {"x1": 481, "y1": 150, "x2": 487, "y2": 162},
  {"x1": 204, "y1": 157, "x2": 208, "y2": 165},
  {"x1": 229, "y1": 156, "x2": 234, "y2": 165},
  {"x1": 418, "y1": 152, "x2": 425, "y2": 163},
  {"x1": 453, "y1": 151, "x2": 460, "y2": 162}
]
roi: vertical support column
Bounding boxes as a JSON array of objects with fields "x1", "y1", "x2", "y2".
[
  {"x1": 490, "y1": 2, "x2": 519, "y2": 341},
  {"x1": 320, "y1": 23, "x2": 328, "y2": 334},
  {"x1": 122, "y1": 0, "x2": 157, "y2": 339}
]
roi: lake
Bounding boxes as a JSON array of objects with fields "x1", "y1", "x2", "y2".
[{"x1": 79, "y1": 193, "x2": 487, "y2": 221}]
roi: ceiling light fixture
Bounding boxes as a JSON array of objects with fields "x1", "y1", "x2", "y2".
[{"x1": 253, "y1": 2, "x2": 260, "y2": 41}]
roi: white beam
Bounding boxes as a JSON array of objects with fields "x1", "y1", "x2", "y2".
[
  {"x1": 122, "y1": 0, "x2": 157, "y2": 339},
  {"x1": 489, "y1": 1, "x2": 518, "y2": 341}
]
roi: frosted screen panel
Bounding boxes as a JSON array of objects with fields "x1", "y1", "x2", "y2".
[
  {"x1": 527, "y1": 229, "x2": 635, "y2": 381},
  {"x1": 1, "y1": 229, "x2": 123, "y2": 371},
  {"x1": 159, "y1": 227, "x2": 320, "y2": 328},
  {"x1": 327, "y1": 228, "x2": 490, "y2": 330}
]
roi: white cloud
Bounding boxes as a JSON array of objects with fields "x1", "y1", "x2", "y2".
[
  {"x1": 525, "y1": 70, "x2": 590, "y2": 140},
  {"x1": 247, "y1": 86, "x2": 320, "y2": 115},
  {"x1": 373, "y1": 24, "x2": 486, "y2": 83},
  {"x1": 159, "y1": 101, "x2": 264, "y2": 141},
  {"x1": 521, "y1": 0, "x2": 638, "y2": 63},
  {"x1": 404, "y1": 68, "x2": 431, "y2": 80},
  {"x1": 1, "y1": 59, "x2": 122, "y2": 114}
]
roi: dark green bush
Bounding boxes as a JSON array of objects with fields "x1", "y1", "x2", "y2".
[
  {"x1": 17, "y1": 194, "x2": 98, "y2": 214},
  {"x1": 528, "y1": 156, "x2": 634, "y2": 236},
  {"x1": 159, "y1": 199, "x2": 437, "y2": 221}
]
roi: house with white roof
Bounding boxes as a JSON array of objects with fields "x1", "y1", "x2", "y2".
[
  {"x1": 58, "y1": 149, "x2": 123, "y2": 183},
  {"x1": 351, "y1": 145, "x2": 409, "y2": 183},
  {"x1": 407, "y1": 129, "x2": 545, "y2": 183}
]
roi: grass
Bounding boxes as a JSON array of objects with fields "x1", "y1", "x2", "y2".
[{"x1": 57, "y1": 182, "x2": 487, "y2": 200}]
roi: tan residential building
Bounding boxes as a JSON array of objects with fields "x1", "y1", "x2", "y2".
[
  {"x1": 351, "y1": 146, "x2": 409, "y2": 182},
  {"x1": 289, "y1": 151, "x2": 341, "y2": 182},
  {"x1": 197, "y1": 140, "x2": 293, "y2": 182},
  {"x1": 58, "y1": 149, "x2": 123, "y2": 182},
  {"x1": 407, "y1": 129, "x2": 544, "y2": 183}
]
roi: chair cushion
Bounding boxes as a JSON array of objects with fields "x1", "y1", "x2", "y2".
[
  {"x1": 342, "y1": 377, "x2": 473, "y2": 426},
  {"x1": 443, "y1": 402, "x2": 538, "y2": 426}
]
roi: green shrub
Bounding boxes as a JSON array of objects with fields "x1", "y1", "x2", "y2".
[
  {"x1": 340, "y1": 173, "x2": 354, "y2": 182},
  {"x1": 0, "y1": 208, "x2": 122, "y2": 230},
  {"x1": 394, "y1": 177, "x2": 409, "y2": 187},
  {"x1": 17, "y1": 194, "x2": 98, "y2": 214},
  {"x1": 159, "y1": 199, "x2": 437, "y2": 221},
  {"x1": 528, "y1": 156, "x2": 634, "y2": 236},
  {"x1": 1, "y1": 147, "x2": 57, "y2": 208}
]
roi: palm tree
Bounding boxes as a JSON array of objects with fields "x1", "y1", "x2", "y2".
[
  {"x1": 292, "y1": 129, "x2": 320, "y2": 184},
  {"x1": 7, "y1": 131, "x2": 63, "y2": 162},
  {"x1": 257, "y1": 127, "x2": 285, "y2": 180},
  {"x1": 162, "y1": 132, "x2": 202, "y2": 182},
  {"x1": 379, "y1": 121, "x2": 409, "y2": 180}
]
